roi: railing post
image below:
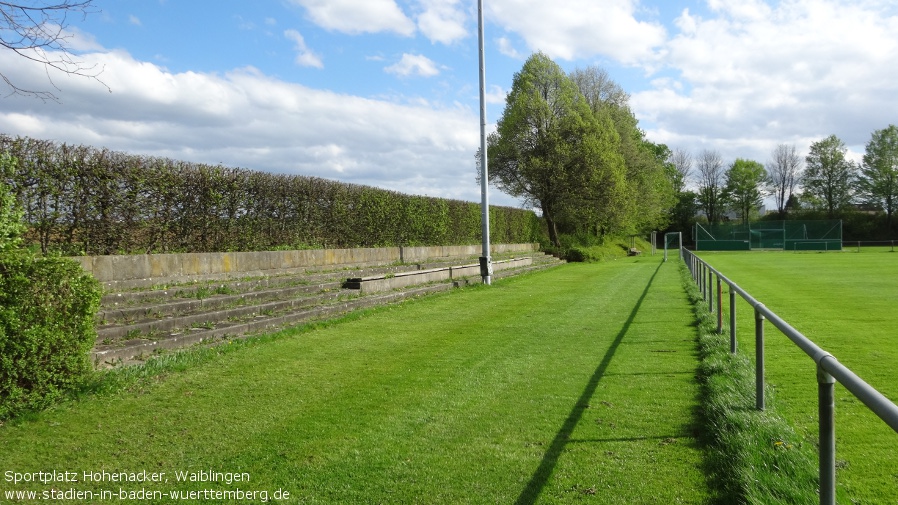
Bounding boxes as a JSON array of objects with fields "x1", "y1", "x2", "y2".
[
  {"x1": 708, "y1": 270, "x2": 714, "y2": 313},
  {"x1": 704, "y1": 266, "x2": 710, "y2": 303},
  {"x1": 818, "y1": 364, "x2": 836, "y2": 505},
  {"x1": 729, "y1": 288, "x2": 737, "y2": 353},
  {"x1": 716, "y1": 276, "x2": 723, "y2": 334},
  {"x1": 755, "y1": 305, "x2": 765, "y2": 410},
  {"x1": 700, "y1": 264, "x2": 705, "y2": 299}
]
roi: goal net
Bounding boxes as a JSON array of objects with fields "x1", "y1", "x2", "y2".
[{"x1": 695, "y1": 220, "x2": 842, "y2": 251}]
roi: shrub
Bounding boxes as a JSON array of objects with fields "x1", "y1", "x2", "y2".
[
  {"x1": 0, "y1": 153, "x2": 102, "y2": 419},
  {"x1": 564, "y1": 246, "x2": 589, "y2": 262},
  {"x1": 0, "y1": 252, "x2": 102, "y2": 419}
]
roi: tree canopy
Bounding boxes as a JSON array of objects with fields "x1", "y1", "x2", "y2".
[
  {"x1": 803, "y1": 134, "x2": 857, "y2": 218},
  {"x1": 488, "y1": 53, "x2": 629, "y2": 247},
  {"x1": 723, "y1": 158, "x2": 766, "y2": 224},
  {"x1": 858, "y1": 125, "x2": 898, "y2": 228},
  {"x1": 570, "y1": 66, "x2": 675, "y2": 234}
]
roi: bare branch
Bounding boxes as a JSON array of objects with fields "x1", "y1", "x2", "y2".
[
  {"x1": 669, "y1": 148, "x2": 692, "y2": 192},
  {"x1": 0, "y1": 1, "x2": 108, "y2": 101},
  {"x1": 765, "y1": 144, "x2": 802, "y2": 217}
]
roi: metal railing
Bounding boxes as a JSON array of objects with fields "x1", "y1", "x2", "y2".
[{"x1": 682, "y1": 248, "x2": 898, "y2": 505}]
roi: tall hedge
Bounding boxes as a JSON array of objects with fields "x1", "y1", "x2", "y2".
[{"x1": 0, "y1": 135, "x2": 543, "y2": 255}]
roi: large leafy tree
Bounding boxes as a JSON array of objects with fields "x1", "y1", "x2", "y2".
[
  {"x1": 765, "y1": 144, "x2": 802, "y2": 218},
  {"x1": 488, "y1": 53, "x2": 626, "y2": 247},
  {"x1": 695, "y1": 149, "x2": 725, "y2": 224},
  {"x1": 803, "y1": 135, "x2": 857, "y2": 218},
  {"x1": 723, "y1": 158, "x2": 766, "y2": 224},
  {"x1": 570, "y1": 66, "x2": 674, "y2": 233},
  {"x1": 858, "y1": 125, "x2": 898, "y2": 229}
]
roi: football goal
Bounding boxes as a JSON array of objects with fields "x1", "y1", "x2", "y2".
[{"x1": 695, "y1": 220, "x2": 842, "y2": 251}]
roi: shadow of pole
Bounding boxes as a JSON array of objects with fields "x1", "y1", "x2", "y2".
[{"x1": 514, "y1": 262, "x2": 664, "y2": 505}]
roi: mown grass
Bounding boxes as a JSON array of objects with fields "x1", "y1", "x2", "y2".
[
  {"x1": 701, "y1": 250, "x2": 898, "y2": 504},
  {"x1": 1, "y1": 259, "x2": 710, "y2": 504}
]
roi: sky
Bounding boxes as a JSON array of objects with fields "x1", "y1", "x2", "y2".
[{"x1": 2, "y1": 0, "x2": 898, "y2": 209}]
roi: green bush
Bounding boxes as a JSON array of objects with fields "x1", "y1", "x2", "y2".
[
  {"x1": 0, "y1": 154, "x2": 102, "y2": 419},
  {"x1": 554, "y1": 234, "x2": 649, "y2": 262},
  {"x1": 565, "y1": 246, "x2": 589, "y2": 262},
  {"x1": 0, "y1": 252, "x2": 102, "y2": 419}
]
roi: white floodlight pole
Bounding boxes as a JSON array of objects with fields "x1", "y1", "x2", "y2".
[{"x1": 477, "y1": 0, "x2": 492, "y2": 285}]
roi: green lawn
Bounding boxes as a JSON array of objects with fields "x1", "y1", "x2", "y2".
[
  {"x1": 1, "y1": 259, "x2": 711, "y2": 504},
  {"x1": 700, "y1": 250, "x2": 898, "y2": 504}
]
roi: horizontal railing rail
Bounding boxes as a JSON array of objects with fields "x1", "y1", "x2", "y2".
[{"x1": 682, "y1": 248, "x2": 898, "y2": 505}]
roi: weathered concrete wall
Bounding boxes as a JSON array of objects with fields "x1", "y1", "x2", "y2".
[
  {"x1": 345, "y1": 256, "x2": 534, "y2": 294},
  {"x1": 399, "y1": 243, "x2": 535, "y2": 263},
  {"x1": 72, "y1": 243, "x2": 539, "y2": 290}
]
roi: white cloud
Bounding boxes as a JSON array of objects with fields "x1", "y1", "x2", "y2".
[
  {"x1": 0, "y1": 48, "x2": 491, "y2": 204},
  {"x1": 634, "y1": 0, "x2": 898, "y2": 165},
  {"x1": 485, "y1": 85, "x2": 506, "y2": 105},
  {"x1": 384, "y1": 53, "x2": 440, "y2": 77},
  {"x1": 487, "y1": 0, "x2": 666, "y2": 64},
  {"x1": 128, "y1": 15, "x2": 142, "y2": 26},
  {"x1": 415, "y1": 0, "x2": 467, "y2": 45},
  {"x1": 289, "y1": 0, "x2": 415, "y2": 36},
  {"x1": 65, "y1": 26, "x2": 106, "y2": 52},
  {"x1": 496, "y1": 37, "x2": 523, "y2": 59},
  {"x1": 284, "y1": 29, "x2": 323, "y2": 68}
]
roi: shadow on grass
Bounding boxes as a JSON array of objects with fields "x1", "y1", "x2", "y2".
[{"x1": 514, "y1": 262, "x2": 663, "y2": 505}]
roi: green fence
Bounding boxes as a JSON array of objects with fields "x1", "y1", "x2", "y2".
[{"x1": 695, "y1": 220, "x2": 842, "y2": 251}]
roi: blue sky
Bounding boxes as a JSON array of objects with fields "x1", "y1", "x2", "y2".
[{"x1": 3, "y1": 0, "x2": 898, "y2": 208}]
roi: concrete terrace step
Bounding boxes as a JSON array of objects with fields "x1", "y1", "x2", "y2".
[
  {"x1": 91, "y1": 251, "x2": 565, "y2": 366},
  {"x1": 95, "y1": 289, "x2": 352, "y2": 342},
  {"x1": 97, "y1": 255, "x2": 520, "y2": 307},
  {"x1": 343, "y1": 257, "x2": 534, "y2": 293},
  {"x1": 96, "y1": 256, "x2": 517, "y2": 322},
  {"x1": 97, "y1": 280, "x2": 344, "y2": 324},
  {"x1": 91, "y1": 283, "x2": 454, "y2": 365}
]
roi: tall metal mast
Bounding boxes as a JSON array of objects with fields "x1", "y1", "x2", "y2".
[{"x1": 477, "y1": 0, "x2": 492, "y2": 285}]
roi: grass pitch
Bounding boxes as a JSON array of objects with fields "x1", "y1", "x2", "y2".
[
  {"x1": 701, "y1": 250, "x2": 898, "y2": 504},
  {"x1": 0, "y1": 259, "x2": 711, "y2": 504}
]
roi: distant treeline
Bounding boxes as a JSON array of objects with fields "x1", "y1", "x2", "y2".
[{"x1": 0, "y1": 135, "x2": 542, "y2": 255}]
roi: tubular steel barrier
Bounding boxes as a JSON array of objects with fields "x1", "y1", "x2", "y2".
[{"x1": 683, "y1": 248, "x2": 898, "y2": 505}]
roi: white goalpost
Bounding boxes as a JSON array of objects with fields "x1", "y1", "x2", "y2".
[{"x1": 664, "y1": 232, "x2": 682, "y2": 262}]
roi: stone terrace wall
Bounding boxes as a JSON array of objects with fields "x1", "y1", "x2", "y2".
[{"x1": 73, "y1": 243, "x2": 540, "y2": 290}]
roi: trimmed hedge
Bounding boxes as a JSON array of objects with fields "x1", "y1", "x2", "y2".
[
  {"x1": 0, "y1": 135, "x2": 543, "y2": 255},
  {"x1": 0, "y1": 252, "x2": 102, "y2": 419}
]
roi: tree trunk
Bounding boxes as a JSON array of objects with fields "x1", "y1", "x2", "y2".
[{"x1": 545, "y1": 215, "x2": 560, "y2": 248}]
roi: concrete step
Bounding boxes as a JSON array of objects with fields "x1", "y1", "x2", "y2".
[
  {"x1": 97, "y1": 254, "x2": 517, "y2": 308},
  {"x1": 98, "y1": 280, "x2": 343, "y2": 324},
  {"x1": 96, "y1": 289, "x2": 351, "y2": 342},
  {"x1": 90, "y1": 252, "x2": 564, "y2": 366},
  {"x1": 91, "y1": 283, "x2": 454, "y2": 365}
]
